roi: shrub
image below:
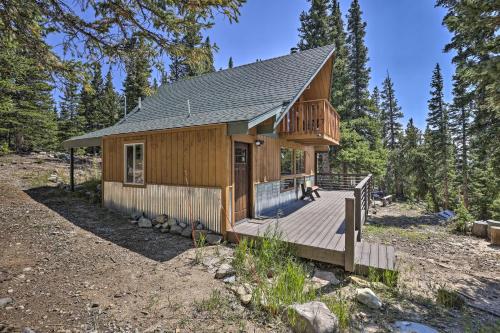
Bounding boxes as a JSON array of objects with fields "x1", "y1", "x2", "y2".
[
  {"x1": 436, "y1": 287, "x2": 464, "y2": 309},
  {"x1": 322, "y1": 292, "x2": 351, "y2": 329},
  {"x1": 453, "y1": 200, "x2": 474, "y2": 234},
  {"x1": 0, "y1": 143, "x2": 11, "y2": 155},
  {"x1": 367, "y1": 267, "x2": 399, "y2": 289}
]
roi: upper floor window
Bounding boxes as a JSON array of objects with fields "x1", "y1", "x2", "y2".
[{"x1": 124, "y1": 143, "x2": 144, "y2": 184}]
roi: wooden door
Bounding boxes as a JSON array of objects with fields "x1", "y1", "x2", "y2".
[{"x1": 234, "y1": 142, "x2": 250, "y2": 221}]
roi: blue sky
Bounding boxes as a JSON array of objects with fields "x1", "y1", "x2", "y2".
[{"x1": 53, "y1": 0, "x2": 454, "y2": 130}]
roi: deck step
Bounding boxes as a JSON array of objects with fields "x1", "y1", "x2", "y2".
[{"x1": 354, "y1": 241, "x2": 396, "y2": 273}]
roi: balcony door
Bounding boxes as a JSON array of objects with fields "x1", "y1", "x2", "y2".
[{"x1": 234, "y1": 142, "x2": 250, "y2": 222}]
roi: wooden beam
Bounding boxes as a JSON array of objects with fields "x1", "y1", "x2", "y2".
[
  {"x1": 70, "y1": 148, "x2": 75, "y2": 192},
  {"x1": 345, "y1": 197, "x2": 355, "y2": 272}
]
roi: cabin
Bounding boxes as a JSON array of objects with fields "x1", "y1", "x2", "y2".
[{"x1": 64, "y1": 44, "x2": 395, "y2": 273}]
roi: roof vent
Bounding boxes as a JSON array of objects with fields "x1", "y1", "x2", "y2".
[{"x1": 290, "y1": 47, "x2": 299, "y2": 54}]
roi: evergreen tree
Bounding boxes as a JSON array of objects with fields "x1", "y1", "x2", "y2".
[
  {"x1": 80, "y1": 62, "x2": 105, "y2": 131},
  {"x1": 346, "y1": 0, "x2": 371, "y2": 119},
  {"x1": 380, "y1": 73, "x2": 403, "y2": 149},
  {"x1": 58, "y1": 79, "x2": 84, "y2": 143},
  {"x1": 298, "y1": 0, "x2": 331, "y2": 50},
  {"x1": 426, "y1": 63, "x2": 454, "y2": 209},
  {"x1": 101, "y1": 70, "x2": 121, "y2": 128},
  {"x1": 202, "y1": 37, "x2": 216, "y2": 74},
  {"x1": 124, "y1": 37, "x2": 152, "y2": 113},
  {"x1": 228, "y1": 57, "x2": 234, "y2": 69},
  {"x1": 401, "y1": 119, "x2": 427, "y2": 200}
]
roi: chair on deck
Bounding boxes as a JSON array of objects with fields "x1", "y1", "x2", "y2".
[{"x1": 300, "y1": 180, "x2": 321, "y2": 201}]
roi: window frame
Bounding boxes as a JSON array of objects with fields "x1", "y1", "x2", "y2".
[
  {"x1": 123, "y1": 142, "x2": 146, "y2": 186},
  {"x1": 280, "y1": 147, "x2": 294, "y2": 176},
  {"x1": 295, "y1": 149, "x2": 305, "y2": 174}
]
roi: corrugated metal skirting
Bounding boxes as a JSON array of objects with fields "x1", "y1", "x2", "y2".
[{"x1": 103, "y1": 182, "x2": 222, "y2": 233}]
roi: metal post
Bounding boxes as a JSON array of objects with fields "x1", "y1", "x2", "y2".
[{"x1": 70, "y1": 148, "x2": 74, "y2": 192}]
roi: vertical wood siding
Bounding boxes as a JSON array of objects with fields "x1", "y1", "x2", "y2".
[{"x1": 103, "y1": 181, "x2": 222, "y2": 233}]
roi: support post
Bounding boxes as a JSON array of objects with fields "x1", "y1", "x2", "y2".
[
  {"x1": 354, "y1": 187, "x2": 361, "y2": 231},
  {"x1": 70, "y1": 148, "x2": 74, "y2": 192},
  {"x1": 345, "y1": 197, "x2": 356, "y2": 272}
]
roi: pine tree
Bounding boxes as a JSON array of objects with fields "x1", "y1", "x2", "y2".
[
  {"x1": 380, "y1": 73, "x2": 403, "y2": 149},
  {"x1": 58, "y1": 79, "x2": 84, "y2": 143},
  {"x1": 101, "y1": 70, "x2": 121, "y2": 128},
  {"x1": 426, "y1": 63, "x2": 454, "y2": 209},
  {"x1": 401, "y1": 119, "x2": 427, "y2": 200},
  {"x1": 346, "y1": 0, "x2": 371, "y2": 119},
  {"x1": 328, "y1": 0, "x2": 351, "y2": 118},
  {"x1": 298, "y1": 0, "x2": 331, "y2": 51},
  {"x1": 124, "y1": 37, "x2": 152, "y2": 113},
  {"x1": 80, "y1": 62, "x2": 105, "y2": 131},
  {"x1": 202, "y1": 37, "x2": 216, "y2": 74},
  {"x1": 228, "y1": 57, "x2": 234, "y2": 69}
]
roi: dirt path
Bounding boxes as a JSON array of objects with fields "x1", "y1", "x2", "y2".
[{"x1": 0, "y1": 155, "x2": 281, "y2": 332}]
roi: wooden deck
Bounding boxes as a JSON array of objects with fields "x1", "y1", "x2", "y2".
[{"x1": 227, "y1": 189, "x2": 396, "y2": 273}]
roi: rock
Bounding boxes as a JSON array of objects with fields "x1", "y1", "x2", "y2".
[
  {"x1": 48, "y1": 174, "x2": 58, "y2": 183},
  {"x1": 350, "y1": 275, "x2": 371, "y2": 288},
  {"x1": 131, "y1": 211, "x2": 142, "y2": 220},
  {"x1": 137, "y1": 217, "x2": 152, "y2": 228},
  {"x1": 490, "y1": 226, "x2": 500, "y2": 245},
  {"x1": 223, "y1": 275, "x2": 236, "y2": 284},
  {"x1": 153, "y1": 214, "x2": 167, "y2": 225},
  {"x1": 195, "y1": 221, "x2": 205, "y2": 230},
  {"x1": 21, "y1": 328, "x2": 36, "y2": 333},
  {"x1": 471, "y1": 220, "x2": 488, "y2": 238},
  {"x1": 206, "y1": 233, "x2": 223, "y2": 245},
  {"x1": 356, "y1": 288, "x2": 382, "y2": 309},
  {"x1": 181, "y1": 227, "x2": 192, "y2": 238},
  {"x1": 167, "y1": 218, "x2": 177, "y2": 227},
  {"x1": 178, "y1": 221, "x2": 187, "y2": 229},
  {"x1": 160, "y1": 227, "x2": 169, "y2": 233},
  {"x1": 215, "y1": 263, "x2": 235, "y2": 279},
  {"x1": 0, "y1": 297, "x2": 13, "y2": 307},
  {"x1": 154, "y1": 223, "x2": 163, "y2": 229},
  {"x1": 393, "y1": 321, "x2": 438, "y2": 333},
  {"x1": 169, "y1": 224, "x2": 183, "y2": 235},
  {"x1": 288, "y1": 301, "x2": 338, "y2": 333},
  {"x1": 129, "y1": 219, "x2": 138, "y2": 225},
  {"x1": 193, "y1": 230, "x2": 209, "y2": 242},
  {"x1": 311, "y1": 270, "x2": 340, "y2": 288},
  {"x1": 487, "y1": 220, "x2": 500, "y2": 239},
  {"x1": 240, "y1": 294, "x2": 252, "y2": 305}
]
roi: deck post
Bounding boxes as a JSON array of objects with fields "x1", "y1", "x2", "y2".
[
  {"x1": 354, "y1": 187, "x2": 361, "y2": 231},
  {"x1": 70, "y1": 148, "x2": 74, "y2": 192},
  {"x1": 345, "y1": 197, "x2": 356, "y2": 272}
]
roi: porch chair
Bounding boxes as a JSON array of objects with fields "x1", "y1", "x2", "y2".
[{"x1": 300, "y1": 179, "x2": 321, "y2": 201}]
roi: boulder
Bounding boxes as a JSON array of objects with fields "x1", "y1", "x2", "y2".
[
  {"x1": 0, "y1": 297, "x2": 13, "y2": 307},
  {"x1": 138, "y1": 217, "x2": 152, "y2": 228},
  {"x1": 215, "y1": 263, "x2": 235, "y2": 279},
  {"x1": 356, "y1": 288, "x2": 382, "y2": 309},
  {"x1": 170, "y1": 224, "x2": 183, "y2": 235},
  {"x1": 393, "y1": 321, "x2": 438, "y2": 333},
  {"x1": 312, "y1": 270, "x2": 340, "y2": 287},
  {"x1": 153, "y1": 214, "x2": 167, "y2": 225},
  {"x1": 490, "y1": 226, "x2": 500, "y2": 245},
  {"x1": 181, "y1": 227, "x2": 192, "y2": 238},
  {"x1": 178, "y1": 221, "x2": 188, "y2": 229},
  {"x1": 206, "y1": 233, "x2": 223, "y2": 245},
  {"x1": 487, "y1": 220, "x2": 500, "y2": 240},
  {"x1": 471, "y1": 221, "x2": 488, "y2": 238},
  {"x1": 223, "y1": 275, "x2": 236, "y2": 284},
  {"x1": 288, "y1": 301, "x2": 338, "y2": 333},
  {"x1": 167, "y1": 218, "x2": 177, "y2": 227}
]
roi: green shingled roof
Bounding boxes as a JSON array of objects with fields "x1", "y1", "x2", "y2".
[{"x1": 63, "y1": 44, "x2": 335, "y2": 148}]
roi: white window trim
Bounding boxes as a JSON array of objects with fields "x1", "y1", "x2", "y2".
[{"x1": 124, "y1": 143, "x2": 145, "y2": 185}]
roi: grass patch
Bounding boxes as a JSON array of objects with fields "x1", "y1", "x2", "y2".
[
  {"x1": 28, "y1": 171, "x2": 52, "y2": 187},
  {"x1": 321, "y1": 292, "x2": 352, "y2": 330},
  {"x1": 194, "y1": 232, "x2": 206, "y2": 264},
  {"x1": 367, "y1": 267, "x2": 399, "y2": 289},
  {"x1": 436, "y1": 287, "x2": 464, "y2": 309},
  {"x1": 232, "y1": 228, "x2": 316, "y2": 322},
  {"x1": 364, "y1": 224, "x2": 429, "y2": 242},
  {"x1": 194, "y1": 289, "x2": 228, "y2": 313}
]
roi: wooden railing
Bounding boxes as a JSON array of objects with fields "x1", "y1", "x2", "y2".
[{"x1": 279, "y1": 99, "x2": 340, "y2": 142}]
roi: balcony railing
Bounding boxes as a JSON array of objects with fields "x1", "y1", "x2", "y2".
[{"x1": 279, "y1": 99, "x2": 340, "y2": 144}]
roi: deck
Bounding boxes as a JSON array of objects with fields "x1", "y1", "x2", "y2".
[{"x1": 227, "y1": 189, "x2": 396, "y2": 273}]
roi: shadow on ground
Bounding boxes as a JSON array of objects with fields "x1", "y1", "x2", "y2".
[
  {"x1": 25, "y1": 186, "x2": 194, "y2": 263},
  {"x1": 368, "y1": 211, "x2": 443, "y2": 229}
]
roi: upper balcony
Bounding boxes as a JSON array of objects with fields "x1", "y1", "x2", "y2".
[{"x1": 278, "y1": 99, "x2": 340, "y2": 145}]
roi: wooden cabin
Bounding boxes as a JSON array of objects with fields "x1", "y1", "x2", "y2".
[{"x1": 63, "y1": 44, "x2": 340, "y2": 237}]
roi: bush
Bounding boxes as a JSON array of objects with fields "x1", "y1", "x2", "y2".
[
  {"x1": 0, "y1": 142, "x2": 10, "y2": 155},
  {"x1": 453, "y1": 200, "x2": 474, "y2": 234}
]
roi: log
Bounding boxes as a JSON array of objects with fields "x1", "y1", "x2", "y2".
[
  {"x1": 471, "y1": 221, "x2": 488, "y2": 238},
  {"x1": 487, "y1": 220, "x2": 500, "y2": 240},
  {"x1": 490, "y1": 226, "x2": 500, "y2": 246}
]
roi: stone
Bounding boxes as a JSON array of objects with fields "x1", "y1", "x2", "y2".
[
  {"x1": 240, "y1": 294, "x2": 252, "y2": 305},
  {"x1": 356, "y1": 288, "x2": 382, "y2": 309},
  {"x1": 137, "y1": 217, "x2": 152, "y2": 228},
  {"x1": 195, "y1": 221, "x2": 205, "y2": 230},
  {"x1": 487, "y1": 220, "x2": 500, "y2": 240},
  {"x1": 154, "y1": 223, "x2": 163, "y2": 229},
  {"x1": 169, "y1": 224, "x2": 183, "y2": 235},
  {"x1": 131, "y1": 211, "x2": 142, "y2": 220},
  {"x1": 193, "y1": 230, "x2": 209, "y2": 242},
  {"x1": 153, "y1": 214, "x2": 167, "y2": 225},
  {"x1": 471, "y1": 221, "x2": 488, "y2": 238},
  {"x1": 178, "y1": 221, "x2": 188, "y2": 229},
  {"x1": 206, "y1": 233, "x2": 223, "y2": 245},
  {"x1": 181, "y1": 227, "x2": 192, "y2": 238},
  {"x1": 223, "y1": 275, "x2": 236, "y2": 284},
  {"x1": 129, "y1": 219, "x2": 138, "y2": 225},
  {"x1": 215, "y1": 263, "x2": 235, "y2": 279},
  {"x1": 0, "y1": 297, "x2": 13, "y2": 307},
  {"x1": 48, "y1": 174, "x2": 58, "y2": 183},
  {"x1": 312, "y1": 270, "x2": 340, "y2": 287},
  {"x1": 21, "y1": 328, "x2": 37, "y2": 333},
  {"x1": 167, "y1": 218, "x2": 177, "y2": 227},
  {"x1": 350, "y1": 275, "x2": 371, "y2": 288},
  {"x1": 288, "y1": 301, "x2": 338, "y2": 333},
  {"x1": 160, "y1": 227, "x2": 169, "y2": 233},
  {"x1": 490, "y1": 226, "x2": 500, "y2": 245},
  {"x1": 393, "y1": 321, "x2": 438, "y2": 333}
]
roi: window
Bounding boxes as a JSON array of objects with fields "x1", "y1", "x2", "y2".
[
  {"x1": 280, "y1": 147, "x2": 293, "y2": 175},
  {"x1": 124, "y1": 143, "x2": 144, "y2": 184},
  {"x1": 280, "y1": 178, "x2": 295, "y2": 192},
  {"x1": 235, "y1": 147, "x2": 247, "y2": 164},
  {"x1": 295, "y1": 150, "x2": 305, "y2": 174}
]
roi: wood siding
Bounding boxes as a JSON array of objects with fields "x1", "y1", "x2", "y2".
[{"x1": 102, "y1": 124, "x2": 230, "y2": 188}]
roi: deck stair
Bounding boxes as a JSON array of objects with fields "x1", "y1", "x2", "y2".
[{"x1": 354, "y1": 241, "x2": 396, "y2": 274}]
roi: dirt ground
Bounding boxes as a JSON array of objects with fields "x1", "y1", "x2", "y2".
[{"x1": 1, "y1": 153, "x2": 499, "y2": 332}]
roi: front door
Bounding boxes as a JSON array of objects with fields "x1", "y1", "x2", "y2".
[{"x1": 234, "y1": 142, "x2": 250, "y2": 222}]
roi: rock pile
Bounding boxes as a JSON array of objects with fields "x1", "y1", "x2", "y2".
[{"x1": 129, "y1": 212, "x2": 223, "y2": 244}]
